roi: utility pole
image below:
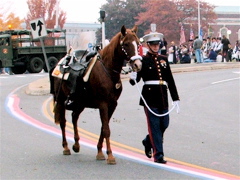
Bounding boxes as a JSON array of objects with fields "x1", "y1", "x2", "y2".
[
  {"x1": 55, "y1": 0, "x2": 60, "y2": 30},
  {"x1": 198, "y1": 0, "x2": 201, "y2": 39},
  {"x1": 100, "y1": 10, "x2": 106, "y2": 48}
]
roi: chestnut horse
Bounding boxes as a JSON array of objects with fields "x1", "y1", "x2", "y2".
[{"x1": 49, "y1": 25, "x2": 142, "y2": 164}]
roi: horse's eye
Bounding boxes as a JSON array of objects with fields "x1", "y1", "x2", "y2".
[{"x1": 124, "y1": 43, "x2": 129, "y2": 47}]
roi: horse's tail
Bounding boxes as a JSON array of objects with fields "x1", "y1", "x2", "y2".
[
  {"x1": 49, "y1": 67, "x2": 56, "y2": 102},
  {"x1": 49, "y1": 67, "x2": 59, "y2": 117}
]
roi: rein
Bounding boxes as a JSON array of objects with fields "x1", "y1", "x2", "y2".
[
  {"x1": 133, "y1": 79, "x2": 179, "y2": 117},
  {"x1": 97, "y1": 39, "x2": 135, "y2": 81},
  {"x1": 97, "y1": 56, "x2": 121, "y2": 82}
]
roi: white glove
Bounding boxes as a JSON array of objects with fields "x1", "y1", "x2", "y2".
[
  {"x1": 130, "y1": 72, "x2": 137, "y2": 80},
  {"x1": 172, "y1": 100, "x2": 180, "y2": 113}
]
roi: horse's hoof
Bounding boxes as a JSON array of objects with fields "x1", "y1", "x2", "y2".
[
  {"x1": 72, "y1": 144, "x2": 80, "y2": 153},
  {"x1": 96, "y1": 154, "x2": 106, "y2": 160},
  {"x1": 63, "y1": 149, "x2": 71, "y2": 155},
  {"x1": 107, "y1": 158, "x2": 116, "y2": 165}
]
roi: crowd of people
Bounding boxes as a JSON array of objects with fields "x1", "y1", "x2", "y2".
[{"x1": 157, "y1": 35, "x2": 240, "y2": 64}]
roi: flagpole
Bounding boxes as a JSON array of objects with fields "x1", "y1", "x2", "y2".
[{"x1": 198, "y1": 0, "x2": 201, "y2": 38}]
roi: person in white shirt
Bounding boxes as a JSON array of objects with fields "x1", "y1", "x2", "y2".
[
  {"x1": 201, "y1": 39, "x2": 208, "y2": 59},
  {"x1": 233, "y1": 40, "x2": 240, "y2": 61},
  {"x1": 210, "y1": 37, "x2": 217, "y2": 50},
  {"x1": 214, "y1": 37, "x2": 222, "y2": 54}
]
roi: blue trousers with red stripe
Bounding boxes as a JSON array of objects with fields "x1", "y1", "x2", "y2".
[{"x1": 143, "y1": 107, "x2": 169, "y2": 161}]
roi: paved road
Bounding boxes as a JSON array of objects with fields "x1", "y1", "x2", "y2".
[{"x1": 1, "y1": 65, "x2": 240, "y2": 179}]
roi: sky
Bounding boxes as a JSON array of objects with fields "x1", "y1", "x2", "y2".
[{"x1": 0, "y1": 0, "x2": 239, "y2": 23}]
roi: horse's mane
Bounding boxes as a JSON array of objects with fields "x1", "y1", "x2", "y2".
[{"x1": 100, "y1": 32, "x2": 122, "y2": 61}]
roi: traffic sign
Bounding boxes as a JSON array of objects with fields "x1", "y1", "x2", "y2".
[{"x1": 30, "y1": 18, "x2": 47, "y2": 39}]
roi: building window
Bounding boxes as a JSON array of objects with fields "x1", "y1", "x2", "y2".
[
  {"x1": 220, "y1": 27, "x2": 227, "y2": 36},
  {"x1": 220, "y1": 27, "x2": 228, "y2": 38}
]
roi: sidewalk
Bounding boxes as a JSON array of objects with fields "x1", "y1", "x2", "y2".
[{"x1": 26, "y1": 62, "x2": 240, "y2": 96}]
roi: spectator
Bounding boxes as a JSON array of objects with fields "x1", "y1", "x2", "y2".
[
  {"x1": 0, "y1": 68, "x2": 9, "y2": 75},
  {"x1": 201, "y1": 39, "x2": 208, "y2": 60},
  {"x1": 214, "y1": 37, "x2": 222, "y2": 55},
  {"x1": 177, "y1": 44, "x2": 183, "y2": 61},
  {"x1": 206, "y1": 37, "x2": 212, "y2": 54},
  {"x1": 168, "y1": 41, "x2": 177, "y2": 64},
  {"x1": 159, "y1": 38, "x2": 167, "y2": 55},
  {"x1": 204, "y1": 49, "x2": 217, "y2": 63},
  {"x1": 221, "y1": 35, "x2": 231, "y2": 62},
  {"x1": 188, "y1": 39, "x2": 194, "y2": 62},
  {"x1": 210, "y1": 37, "x2": 217, "y2": 50},
  {"x1": 227, "y1": 44, "x2": 233, "y2": 62},
  {"x1": 180, "y1": 45, "x2": 191, "y2": 63},
  {"x1": 193, "y1": 36, "x2": 203, "y2": 63},
  {"x1": 233, "y1": 40, "x2": 240, "y2": 62}
]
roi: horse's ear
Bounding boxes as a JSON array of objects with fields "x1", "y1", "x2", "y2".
[
  {"x1": 121, "y1": 25, "x2": 127, "y2": 36},
  {"x1": 132, "y1": 25, "x2": 138, "y2": 34}
]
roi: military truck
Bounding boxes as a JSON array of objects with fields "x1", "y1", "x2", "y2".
[{"x1": 0, "y1": 29, "x2": 67, "y2": 74}]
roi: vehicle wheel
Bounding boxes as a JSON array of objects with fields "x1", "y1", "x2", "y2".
[
  {"x1": 11, "y1": 62, "x2": 27, "y2": 74},
  {"x1": 27, "y1": 57, "x2": 44, "y2": 73},
  {"x1": 44, "y1": 56, "x2": 58, "y2": 72}
]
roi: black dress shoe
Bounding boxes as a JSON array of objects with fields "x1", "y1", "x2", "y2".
[
  {"x1": 142, "y1": 140, "x2": 152, "y2": 158},
  {"x1": 155, "y1": 158, "x2": 167, "y2": 164}
]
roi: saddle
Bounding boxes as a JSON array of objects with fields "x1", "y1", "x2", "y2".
[{"x1": 52, "y1": 51, "x2": 97, "y2": 81}]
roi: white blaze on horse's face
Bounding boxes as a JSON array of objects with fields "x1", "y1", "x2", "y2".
[
  {"x1": 132, "y1": 41, "x2": 138, "y2": 56},
  {"x1": 129, "y1": 41, "x2": 142, "y2": 72}
]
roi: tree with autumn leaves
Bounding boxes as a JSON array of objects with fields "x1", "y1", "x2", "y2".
[
  {"x1": 136, "y1": 0, "x2": 217, "y2": 43},
  {"x1": 0, "y1": 0, "x2": 66, "y2": 31},
  {"x1": 0, "y1": 12, "x2": 24, "y2": 30},
  {"x1": 97, "y1": 0, "x2": 217, "y2": 44},
  {"x1": 0, "y1": 0, "x2": 217, "y2": 45},
  {"x1": 25, "y1": 0, "x2": 66, "y2": 29}
]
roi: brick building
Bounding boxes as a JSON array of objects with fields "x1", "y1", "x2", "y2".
[{"x1": 209, "y1": 6, "x2": 240, "y2": 45}]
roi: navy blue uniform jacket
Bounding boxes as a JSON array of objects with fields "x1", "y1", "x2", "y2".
[{"x1": 130, "y1": 52, "x2": 180, "y2": 110}]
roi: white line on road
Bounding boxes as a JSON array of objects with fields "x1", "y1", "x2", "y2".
[
  {"x1": 233, "y1": 71, "x2": 240, "y2": 74},
  {"x1": 211, "y1": 77, "x2": 240, "y2": 84},
  {"x1": 16, "y1": 75, "x2": 26, "y2": 78}
]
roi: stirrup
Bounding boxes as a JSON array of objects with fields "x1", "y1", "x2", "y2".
[{"x1": 64, "y1": 98, "x2": 75, "y2": 110}]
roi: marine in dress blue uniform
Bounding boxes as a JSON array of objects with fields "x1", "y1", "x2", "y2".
[{"x1": 130, "y1": 32, "x2": 180, "y2": 164}]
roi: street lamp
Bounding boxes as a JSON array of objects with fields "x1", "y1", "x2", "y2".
[
  {"x1": 100, "y1": 10, "x2": 106, "y2": 48},
  {"x1": 198, "y1": 0, "x2": 201, "y2": 39},
  {"x1": 54, "y1": 0, "x2": 60, "y2": 30},
  {"x1": 227, "y1": 29, "x2": 232, "y2": 38}
]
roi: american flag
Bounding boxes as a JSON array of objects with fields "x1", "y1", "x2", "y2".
[{"x1": 180, "y1": 24, "x2": 186, "y2": 45}]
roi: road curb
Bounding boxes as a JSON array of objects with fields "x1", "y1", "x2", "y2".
[
  {"x1": 171, "y1": 62, "x2": 240, "y2": 73},
  {"x1": 25, "y1": 76, "x2": 50, "y2": 96}
]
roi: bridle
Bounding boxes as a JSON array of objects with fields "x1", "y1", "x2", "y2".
[
  {"x1": 120, "y1": 33, "x2": 143, "y2": 63},
  {"x1": 97, "y1": 35, "x2": 142, "y2": 83}
]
